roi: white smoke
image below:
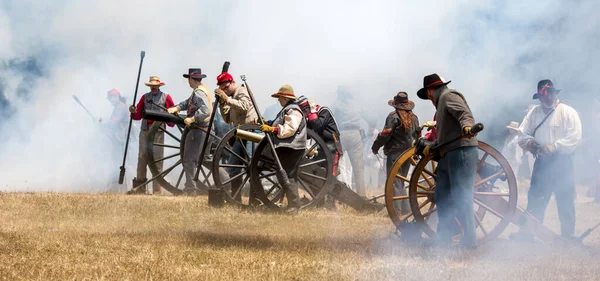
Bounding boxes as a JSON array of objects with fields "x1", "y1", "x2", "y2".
[{"x1": 0, "y1": 0, "x2": 599, "y2": 192}]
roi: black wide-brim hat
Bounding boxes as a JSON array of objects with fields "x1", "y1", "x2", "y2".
[
  {"x1": 183, "y1": 68, "x2": 207, "y2": 79},
  {"x1": 532, "y1": 79, "x2": 561, "y2": 99},
  {"x1": 417, "y1": 73, "x2": 451, "y2": 100}
]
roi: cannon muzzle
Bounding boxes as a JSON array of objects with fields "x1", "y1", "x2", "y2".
[
  {"x1": 142, "y1": 109, "x2": 185, "y2": 126},
  {"x1": 234, "y1": 129, "x2": 265, "y2": 143}
]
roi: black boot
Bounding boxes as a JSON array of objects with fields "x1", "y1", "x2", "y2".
[{"x1": 127, "y1": 178, "x2": 147, "y2": 195}]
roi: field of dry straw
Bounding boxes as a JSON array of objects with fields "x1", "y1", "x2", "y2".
[{"x1": 0, "y1": 185, "x2": 599, "y2": 280}]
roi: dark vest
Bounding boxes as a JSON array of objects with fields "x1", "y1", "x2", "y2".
[
  {"x1": 272, "y1": 102, "x2": 307, "y2": 150},
  {"x1": 142, "y1": 91, "x2": 167, "y2": 130}
]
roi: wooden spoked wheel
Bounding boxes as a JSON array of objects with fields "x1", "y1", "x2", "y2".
[
  {"x1": 384, "y1": 147, "x2": 436, "y2": 231},
  {"x1": 146, "y1": 122, "x2": 219, "y2": 195},
  {"x1": 212, "y1": 124, "x2": 263, "y2": 206},
  {"x1": 250, "y1": 129, "x2": 334, "y2": 210},
  {"x1": 408, "y1": 141, "x2": 518, "y2": 246}
]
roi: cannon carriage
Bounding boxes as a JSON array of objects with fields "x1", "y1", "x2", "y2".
[{"x1": 382, "y1": 123, "x2": 597, "y2": 247}]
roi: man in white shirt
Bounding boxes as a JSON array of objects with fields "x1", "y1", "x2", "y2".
[{"x1": 511, "y1": 79, "x2": 582, "y2": 241}]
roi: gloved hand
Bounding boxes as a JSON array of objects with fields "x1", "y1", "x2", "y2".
[
  {"x1": 184, "y1": 117, "x2": 195, "y2": 126},
  {"x1": 129, "y1": 105, "x2": 136, "y2": 113},
  {"x1": 463, "y1": 126, "x2": 473, "y2": 137},
  {"x1": 308, "y1": 99, "x2": 318, "y2": 113},
  {"x1": 525, "y1": 139, "x2": 541, "y2": 154},
  {"x1": 539, "y1": 143, "x2": 557, "y2": 155},
  {"x1": 415, "y1": 137, "x2": 438, "y2": 157},
  {"x1": 371, "y1": 145, "x2": 379, "y2": 155},
  {"x1": 168, "y1": 106, "x2": 181, "y2": 114},
  {"x1": 422, "y1": 120, "x2": 436, "y2": 129},
  {"x1": 260, "y1": 124, "x2": 278, "y2": 134},
  {"x1": 214, "y1": 88, "x2": 228, "y2": 103}
]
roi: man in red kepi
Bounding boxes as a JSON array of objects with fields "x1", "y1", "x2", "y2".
[
  {"x1": 128, "y1": 76, "x2": 175, "y2": 195},
  {"x1": 415, "y1": 73, "x2": 479, "y2": 248},
  {"x1": 214, "y1": 71, "x2": 258, "y2": 200}
]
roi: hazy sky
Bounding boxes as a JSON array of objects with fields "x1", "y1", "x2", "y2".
[{"x1": 0, "y1": 0, "x2": 598, "y2": 191}]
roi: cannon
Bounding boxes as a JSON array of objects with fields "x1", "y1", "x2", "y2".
[
  {"x1": 385, "y1": 124, "x2": 596, "y2": 247},
  {"x1": 131, "y1": 109, "x2": 226, "y2": 195}
]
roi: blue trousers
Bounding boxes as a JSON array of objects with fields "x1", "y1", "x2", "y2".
[{"x1": 435, "y1": 146, "x2": 478, "y2": 247}]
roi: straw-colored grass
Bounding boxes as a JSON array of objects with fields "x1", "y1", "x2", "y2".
[{"x1": 0, "y1": 187, "x2": 599, "y2": 280}]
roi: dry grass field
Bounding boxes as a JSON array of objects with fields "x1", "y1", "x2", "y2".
[{"x1": 0, "y1": 185, "x2": 599, "y2": 280}]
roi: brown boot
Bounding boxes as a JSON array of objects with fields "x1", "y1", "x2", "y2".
[{"x1": 153, "y1": 183, "x2": 162, "y2": 195}]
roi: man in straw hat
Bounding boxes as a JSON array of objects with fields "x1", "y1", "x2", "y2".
[
  {"x1": 128, "y1": 76, "x2": 175, "y2": 195},
  {"x1": 167, "y1": 68, "x2": 213, "y2": 196},
  {"x1": 510, "y1": 79, "x2": 582, "y2": 242},
  {"x1": 502, "y1": 121, "x2": 524, "y2": 178},
  {"x1": 372, "y1": 92, "x2": 420, "y2": 215},
  {"x1": 214, "y1": 71, "x2": 257, "y2": 200},
  {"x1": 259, "y1": 85, "x2": 307, "y2": 213},
  {"x1": 415, "y1": 73, "x2": 479, "y2": 248}
]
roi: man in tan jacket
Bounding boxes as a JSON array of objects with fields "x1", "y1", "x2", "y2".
[
  {"x1": 214, "y1": 72, "x2": 257, "y2": 125},
  {"x1": 214, "y1": 72, "x2": 258, "y2": 200}
]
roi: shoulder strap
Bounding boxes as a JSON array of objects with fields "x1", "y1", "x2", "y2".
[
  {"x1": 532, "y1": 103, "x2": 560, "y2": 137},
  {"x1": 197, "y1": 84, "x2": 213, "y2": 121}
]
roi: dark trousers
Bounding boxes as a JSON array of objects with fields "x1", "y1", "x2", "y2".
[
  {"x1": 435, "y1": 146, "x2": 478, "y2": 247},
  {"x1": 386, "y1": 150, "x2": 410, "y2": 212},
  {"x1": 276, "y1": 147, "x2": 305, "y2": 207},
  {"x1": 526, "y1": 153, "x2": 576, "y2": 238}
]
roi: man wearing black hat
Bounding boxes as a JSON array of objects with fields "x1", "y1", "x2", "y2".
[
  {"x1": 511, "y1": 79, "x2": 582, "y2": 242},
  {"x1": 372, "y1": 92, "x2": 420, "y2": 215},
  {"x1": 167, "y1": 68, "x2": 213, "y2": 195},
  {"x1": 415, "y1": 73, "x2": 478, "y2": 248}
]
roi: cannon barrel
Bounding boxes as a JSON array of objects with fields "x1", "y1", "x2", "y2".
[
  {"x1": 234, "y1": 129, "x2": 264, "y2": 143},
  {"x1": 142, "y1": 109, "x2": 185, "y2": 126}
]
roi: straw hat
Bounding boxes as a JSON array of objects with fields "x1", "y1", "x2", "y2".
[
  {"x1": 271, "y1": 85, "x2": 297, "y2": 100},
  {"x1": 145, "y1": 76, "x2": 165, "y2": 87}
]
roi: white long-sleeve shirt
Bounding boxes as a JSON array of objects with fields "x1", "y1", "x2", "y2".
[
  {"x1": 276, "y1": 109, "x2": 303, "y2": 139},
  {"x1": 518, "y1": 101, "x2": 582, "y2": 154}
]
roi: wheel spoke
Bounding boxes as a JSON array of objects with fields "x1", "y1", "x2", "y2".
[
  {"x1": 232, "y1": 175, "x2": 250, "y2": 199},
  {"x1": 219, "y1": 164, "x2": 247, "y2": 169},
  {"x1": 221, "y1": 171, "x2": 245, "y2": 185},
  {"x1": 298, "y1": 158, "x2": 327, "y2": 168},
  {"x1": 473, "y1": 198, "x2": 505, "y2": 219},
  {"x1": 153, "y1": 143, "x2": 180, "y2": 149},
  {"x1": 476, "y1": 153, "x2": 489, "y2": 172},
  {"x1": 236, "y1": 138, "x2": 251, "y2": 161},
  {"x1": 298, "y1": 178, "x2": 316, "y2": 199},
  {"x1": 474, "y1": 170, "x2": 505, "y2": 188},
  {"x1": 175, "y1": 169, "x2": 184, "y2": 188},
  {"x1": 421, "y1": 206, "x2": 437, "y2": 218},
  {"x1": 258, "y1": 171, "x2": 277, "y2": 179},
  {"x1": 154, "y1": 152, "x2": 180, "y2": 163},
  {"x1": 159, "y1": 126, "x2": 181, "y2": 143},
  {"x1": 474, "y1": 191, "x2": 510, "y2": 197},
  {"x1": 224, "y1": 145, "x2": 249, "y2": 166},
  {"x1": 300, "y1": 171, "x2": 327, "y2": 182},
  {"x1": 474, "y1": 211, "x2": 488, "y2": 237}
]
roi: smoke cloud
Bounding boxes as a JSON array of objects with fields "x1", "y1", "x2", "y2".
[{"x1": 0, "y1": 0, "x2": 599, "y2": 192}]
